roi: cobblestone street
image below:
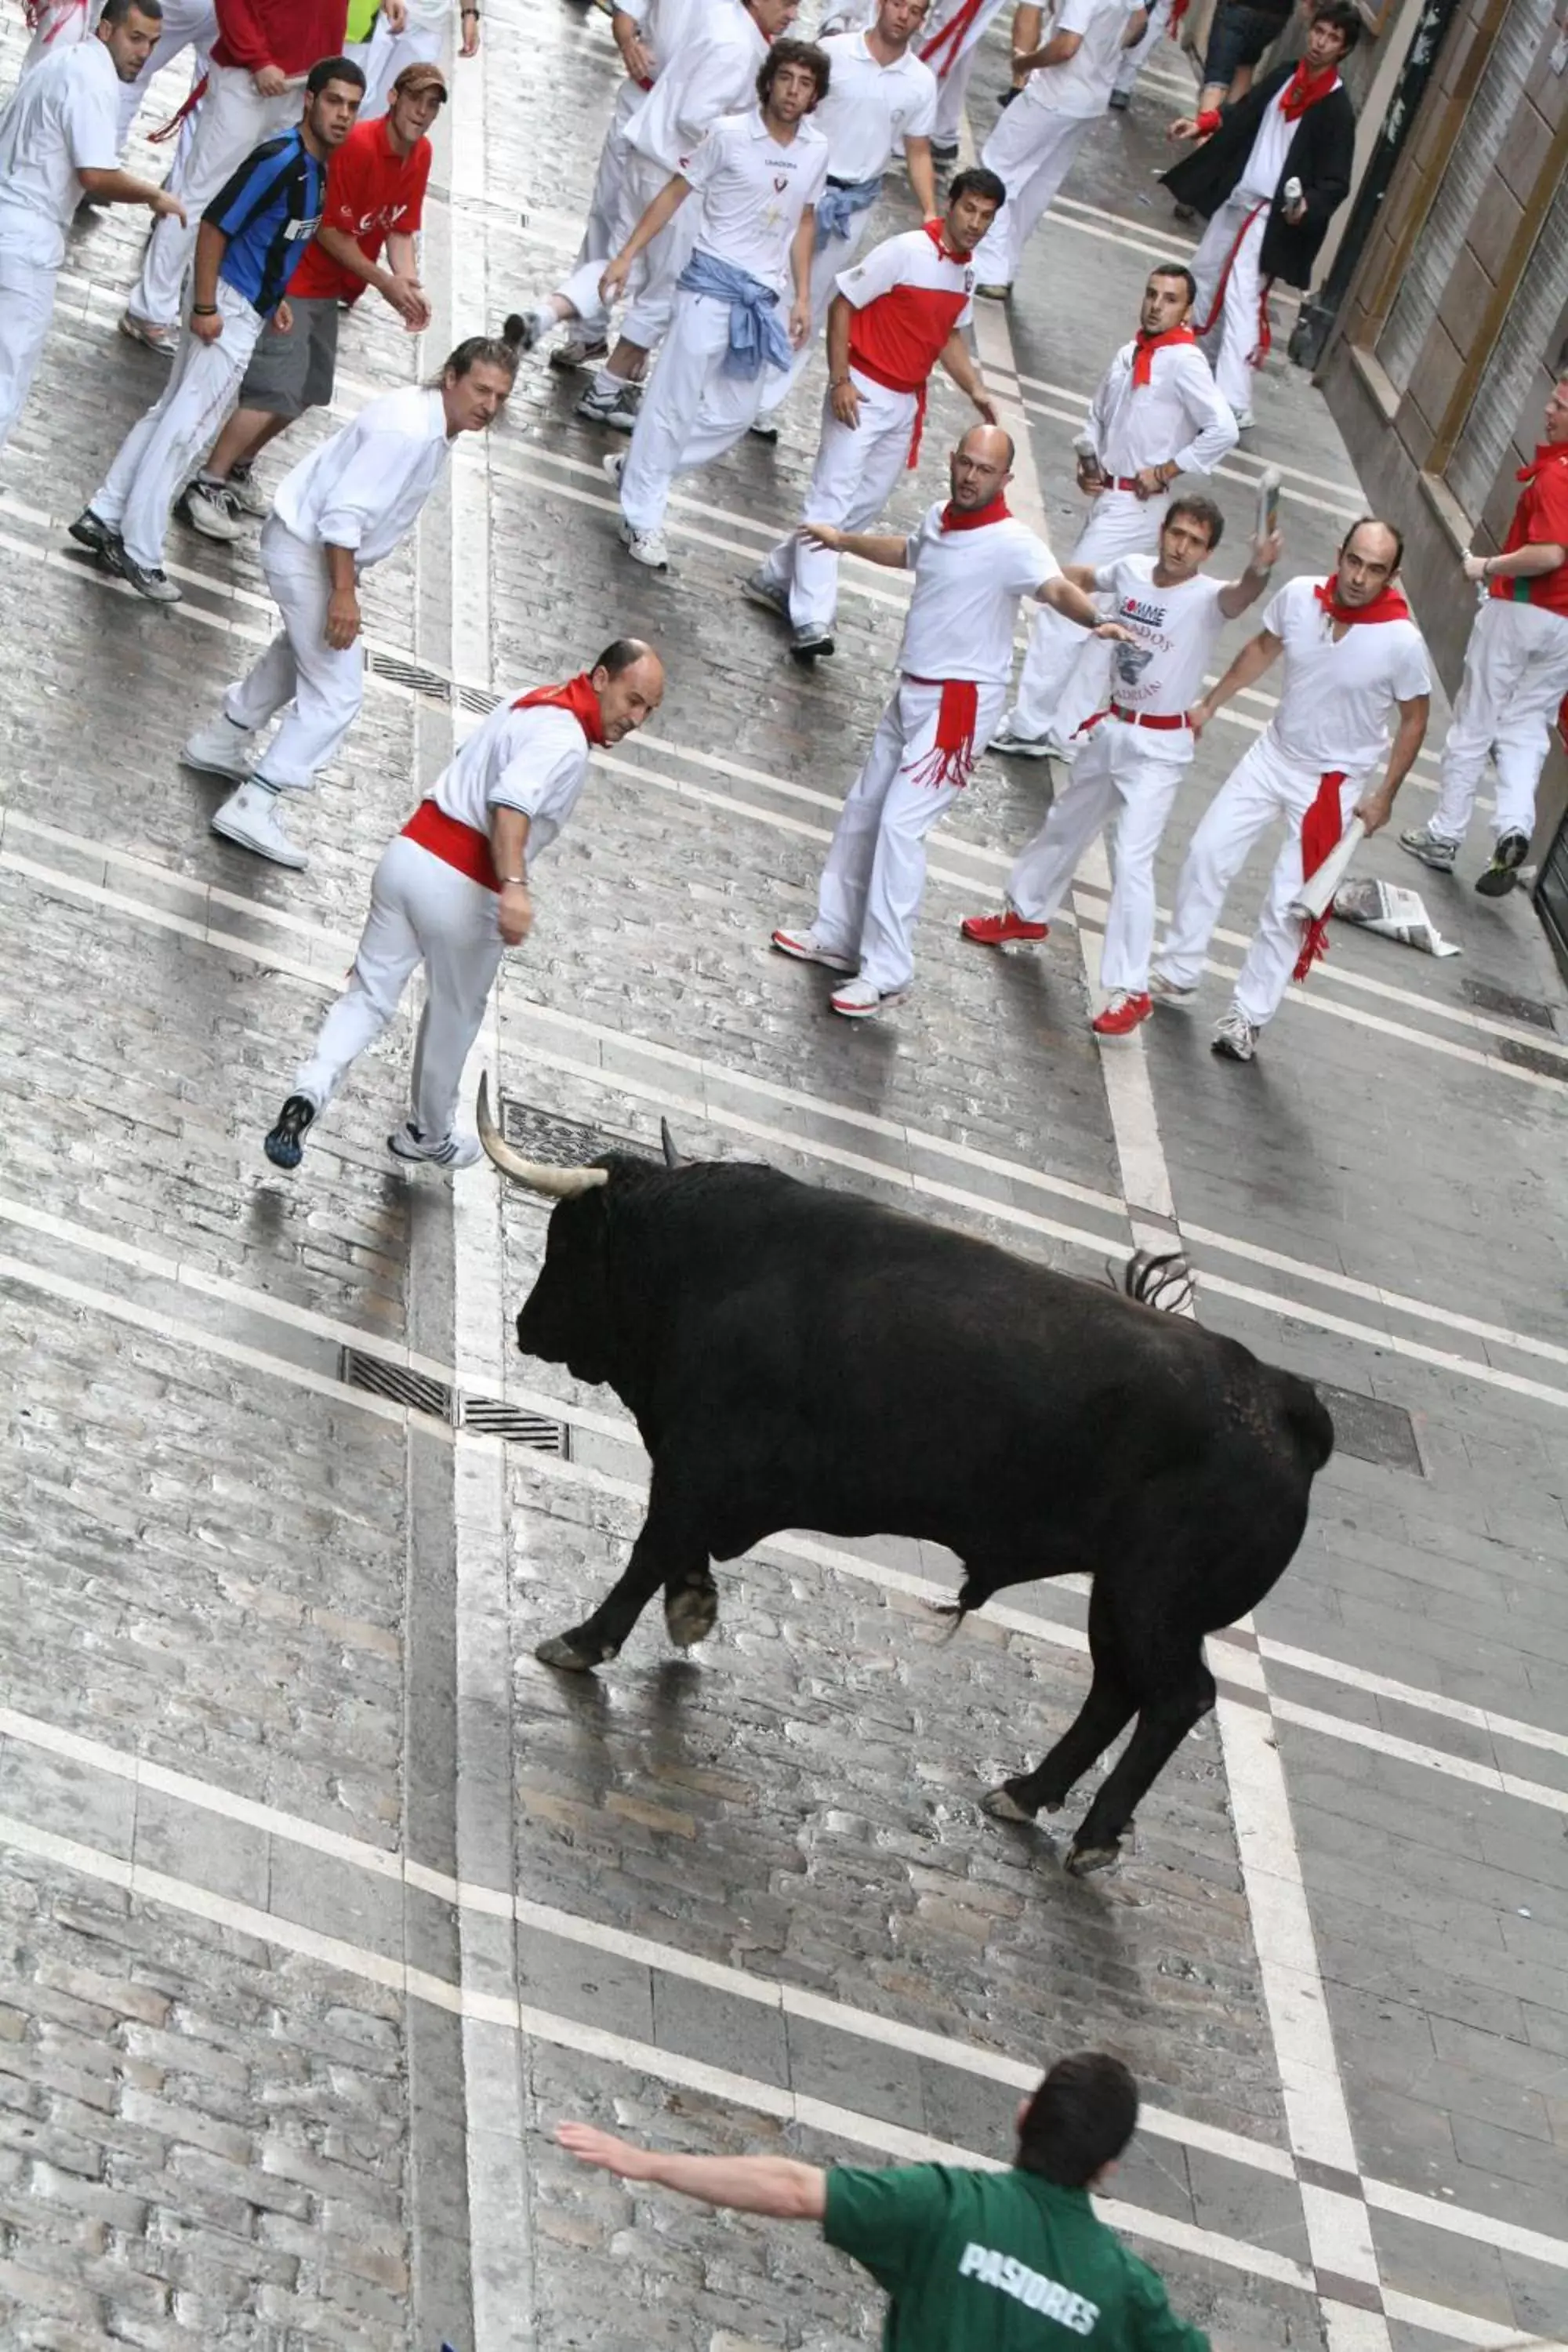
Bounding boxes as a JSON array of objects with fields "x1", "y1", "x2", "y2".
[{"x1": 2, "y1": 0, "x2": 1568, "y2": 2345}]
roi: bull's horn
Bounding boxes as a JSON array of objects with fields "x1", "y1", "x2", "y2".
[
  {"x1": 476, "y1": 1076, "x2": 610, "y2": 1197},
  {"x1": 659, "y1": 1118, "x2": 684, "y2": 1170}
]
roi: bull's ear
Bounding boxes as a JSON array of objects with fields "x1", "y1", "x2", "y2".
[{"x1": 659, "y1": 1119, "x2": 684, "y2": 1170}]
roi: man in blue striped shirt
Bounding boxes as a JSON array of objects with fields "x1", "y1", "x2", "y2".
[{"x1": 71, "y1": 56, "x2": 363, "y2": 603}]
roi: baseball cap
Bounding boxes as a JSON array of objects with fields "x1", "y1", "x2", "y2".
[{"x1": 392, "y1": 60, "x2": 448, "y2": 99}]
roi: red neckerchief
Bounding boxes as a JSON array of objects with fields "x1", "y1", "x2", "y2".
[
  {"x1": 513, "y1": 672, "x2": 606, "y2": 745},
  {"x1": 940, "y1": 494, "x2": 1011, "y2": 532},
  {"x1": 1312, "y1": 578, "x2": 1411, "y2": 627},
  {"x1": 1279, "y1": 60, "x2": 1338, "y2": 119},
  {"x1": 921, "y1": 218, "x2": 966, "y2": 265},
  {"x1": 1516, "y1": 441, "x2": 1568, "y2": 487},
  {"x1": 1131, "y1": 324, "x2": 1196, "y2": 388}
]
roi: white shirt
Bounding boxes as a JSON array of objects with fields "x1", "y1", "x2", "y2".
[
  {"x1": 685, "y1": 108, "x2": 829, "y2": 291},
  {"x1": 1236, "y1": 78, "x2": 1330, "y2": 203},
  {"x1": 274, "y1": 386, "x2": 452, "y2": 568},
  {"x1": 629, "y1": 0, "x2": 767, "y2": 171},
  {"x1": 1263, "y1": 574, "x2": 1432, "y2": 774},
  {"x1": 430, "y1": 700, "x2": 593, "y2": 854},
  {"x1": 1089, "y1": 338, "x2": 1236, "y2": 479},
  {"x1": 813, "y1": 32, "x2": 936, "y2": 183},
  {"x1": 1021, "y1": 0, "x2": 1140, "y2": 118},
  {"x1": 626, "y1": 0, "x2": 705, "y2": 81},
  {"x1": 0, "y1": 37, "x2": 118, "y2": 267},
  {"x1": 898, "y1": 501, "x2": 1059, "y2": 684},
  {"x1": 1092, "y1": 555, "x2": 1228, "y2": 759}
]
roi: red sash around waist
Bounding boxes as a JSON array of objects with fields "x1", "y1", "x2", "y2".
[{"x1": 401, "y1": 799, "x2": 499, "y2": 891}]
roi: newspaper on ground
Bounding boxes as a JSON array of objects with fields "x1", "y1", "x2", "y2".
[{"x1": 1332, "y1": 876, "x2": 1464, "y2": 956}]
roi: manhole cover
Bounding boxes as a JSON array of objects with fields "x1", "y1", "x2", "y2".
[
  {"x1": 1461, "y1": 977, "x2": 1557, "y2": 1032},
  {"x1": 1495, "y1": 1034, "x2": 1568, "y2": 1083},
  {"x1": 501, "y1": 1098, "x2": 656, "y2": 1167},
  {"x1": 1313, "y1": 1381, "x2": 1423, "y2": 1475}
]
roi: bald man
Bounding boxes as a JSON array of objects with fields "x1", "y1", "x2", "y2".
[
  {"x1": 262, "y1": 640, "x2": 665, "y2": 1172},
  {"x1": 771, "y1": 426, "x2": 1131, "y2": 1018}
]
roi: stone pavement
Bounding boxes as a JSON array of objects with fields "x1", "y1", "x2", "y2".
[{"x1": 1, "y1": 0, "x2": 1566, "y2": 2347}]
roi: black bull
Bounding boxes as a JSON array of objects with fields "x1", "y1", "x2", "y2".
[{"x1": 482, "y1": 1092, "x2": 1334, "y2": 1872}]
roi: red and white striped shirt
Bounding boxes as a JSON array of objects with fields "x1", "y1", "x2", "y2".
[{"x1": 838, "y1": 223, "x2": 975, "y2": 395}]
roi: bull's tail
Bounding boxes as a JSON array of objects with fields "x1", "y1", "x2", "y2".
[{"x1": 1114, "y1": 1247, "x2": 1196, "y2": 1315}]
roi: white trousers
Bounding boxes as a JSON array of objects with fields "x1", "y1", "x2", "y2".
[
  {"x1": 93, "y1": 280, "x2": 260, "y2": 568},
  {"x1": 1007, "y1": 486, "x2": 1165, "y2": 742},
  {"x1": 1431, "y1": 597, "x2": 1568, "y2": 848},
  {"x1": 578, "y1": 75, "x2": 644, "y2": 269},
  {"x1": 117, "y1": 0, "x2": 217, "y2": 146},
  {"x1": 555, "y1": 148, "x2": 695, "y2": 347},
  {"x1": 1191, "y1": 194, "x2": 1268, "y2": 416},
  {"x1": 294, "y1": 833, "x2": 504, "y2": 1141},
  {"x1": 127, "y1": 61, "x2": 300, "y2": 329},
  {"x1": 619, "y1": 288, "x2": 771, "y2": 534},
  {"x1": 20, "y1": 0, "x2": 93, "y2": 74},
  {"x1": 1007, "y1": 719, "x2": 1186, "y2": 989},
  {"x1": 759, "y1": 368, "x2": 916, "y2": 630},
  {"x1": 0, "y1": 244, "x2": 59, "y2": 456},
  {"x1": 815, "y1": 675, "x2": 1005, "y2": 991},
  {"x1": 347, "y1": 15, "x2": 445, "y2": 121},
  {"x1": 1113, "y1": 0, "x2": 1172, "y2": 95},
  {"x1": 224, "y1": 517, "x2": 366, "y2": 787},
  {"x1": 971, "y1": 103, "x2": 1093, "y2": 287},
  {"x1": 1156, "y1": 731, "x2": 1361, "y2": 1028},
  {"x1": 927, "y1": 0, "x2": 1010, "y2": 143},
  {"x1": 756, "y1": 209, "x2": 873, "y2": 417}
]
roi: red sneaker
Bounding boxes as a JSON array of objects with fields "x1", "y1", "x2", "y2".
[
  {"x1": 960, "y1": 909, "x2": 1049, "y2": 947},
  {"x1": 1091, "y1": 990, "x2": 1152, "y2": 1037}
]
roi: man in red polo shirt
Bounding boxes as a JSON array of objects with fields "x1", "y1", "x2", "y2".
[
  {"x1": 1403, "y1": 377, "x2": 1568, "y2": 896},
  {"x1": 180, "y1": 59, "x2": 441, "y2": 538}
]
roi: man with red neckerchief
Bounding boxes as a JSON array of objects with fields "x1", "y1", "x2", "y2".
[
  {"x1": 1161, "y1": 0, "x2": 1357, "y2": 429},
  {"x1": 1150, "y1": 518, "x2": 1431, "y2": 1064},
  {"x1": 260, "y1": 641, "x2": 666, "y2": 1175},
  {"x1": 993, "y1": 261, "x2": 1236, "y2": 759},
  {"x1": 770, "y1": 424, "x2": 1132, "y2": 1020},
  {"x1": 1403, "y1": 379, "x2": 1568, "y2": 897},
  {"x1": 744, "y1": 169, "x2": 1004, "y2": 661}
]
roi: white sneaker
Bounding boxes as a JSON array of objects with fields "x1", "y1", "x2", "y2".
[
  {"x1": 1399, "y1": 822, "x2": 1458, "y2": 874},
  {"x1": 830, "y1": 975, "x2": 905, "y2": 1019},
  {"x1": 619, "y1": 520, "x2": 669, "y2": 570},
  {"x1": 550, "y1": 329, "x2": 608, "y2": 372},
  {"x1": 226, "y1": 464, "x2": 271, "y2": 518},
  {"x1": 1149, "y1": 970, "x2": 1197, "y2": 1006},
  {"x1": 209, "y1": 780, "x2": 307, "y2": 869},
  {"x1": 576, "y1": 379, "x2": 641, "y2": 431},
  {"x1": 1210, "y1": 1004, "x2": 1258, "y2": 1062},
  {"x1": 1231, "y1": 405, "x2": 1254, "y2": 430},
  {"x1": 387, "y1": 1122, "x2": 482, "y2": 1169},
  {"x1": 742, "y1": 570, "x2": 790, "y2": 621},
  {"x1": 987, "y1": 724, "x2": 1054, "y2": 760},
  {"x1": 601, "y1": 449, "x2": 625, "y2": 488},
  {"x1": 182, "y1": 478, "x2": 244, "y2": 542},
  {"x1": 770, "y1": 925, "x2": 855, "y2": 973},
  {"x1": 183, "y1": 717, "x2": 253, "y2": 780}
]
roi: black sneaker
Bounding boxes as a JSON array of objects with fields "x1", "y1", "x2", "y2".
[
  {"x1": 502, "y1": 310, "x2": 539, "y2": 351},
  {"x1": 929, "y1": 137, "x2": 960, "y2": 163},
  {"x1": 748, "y1": 420, "x2": 779, "y2": 444},
  {"x1": 263, "y1": 1094, "x2": 316, "y2": 1169},
  {"x1": 67, "y1": 508, "x2": 114, "y2": 554},
  {"x1": 1475, "y1": 829, "x2": 1530, "y2": 896}
]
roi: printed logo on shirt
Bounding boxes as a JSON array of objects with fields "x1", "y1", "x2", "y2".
[
  {"x1": 956, "y1": 2243, "x2": 1100, "y2": 2332},
  {"x1": 773, "y1": 173, "x2": 789, "y2": 191},
  {"x1": 343, "y1": 199, "x2": 412, "y2": 234},
  {"x1": 284, "y1": 212, "x2": 325, "y2": 241}
]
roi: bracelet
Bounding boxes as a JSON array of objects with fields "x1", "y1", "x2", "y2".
[
  {"x1": 499, "y1": 873, "x2": 528, "y2": 887},
  {"x1": 191, "y1": 303, "x2": 219, "y2": 315}
]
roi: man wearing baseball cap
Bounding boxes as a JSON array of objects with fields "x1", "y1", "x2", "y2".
[{"x1": 180, "y1": 57, "x2": 444, "y2": 539}]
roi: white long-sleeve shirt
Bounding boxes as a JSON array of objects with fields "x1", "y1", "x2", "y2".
[
  {"x1": 0, "y1": 37, "x2": 118, "y2": 267},
  {"x1": 627, "y1": 0, "x2": 767, "y2": 172},
  {"x1": 273, "y1": 386, "x2": 452, "y2": 566},
  {"x1": 1087, "y1": 336, "x2": 1237, "y2": 479},
  {"x1": 429, "y1": 700, "x2": 593, "y2": 855}
]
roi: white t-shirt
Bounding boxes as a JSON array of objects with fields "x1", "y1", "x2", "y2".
[
  {"x1": 1236, "y1": 78, "x2": 1336, "y2": 203},
  {"x1": 1090, "y1": 339, "x2": 1236, "y2": 478},
  {"x1": 1021, "y1": 0, "x2": 1140, "y2": 118},
  {"x1": 1263, "y1": 574, "x2": 1432, "y2": 773},
  {"x1": 0, "y1": 37, "x2": 118, "y2": 267},
  {"x1": 813, "y1": 32, "x2": 936, "y2": 183},
  {"x1": 1092, "y1": 555, "x2": 1228, "y2": 760},
  {"x1": 684, "y1": 108, "x2": 829, "y2": 292},
  {"x1": 898, "y1": 501, "x2": 1059, "y2": 684},
  {"x1": 274, "y1": 386, "x2": 452, "y2": 568},
  {"x1": 430, "y1": 700, "x2": 593, "y2": 854},
  {"x1": 628, "y1": 0, "x2": 767, "y2": 171}
]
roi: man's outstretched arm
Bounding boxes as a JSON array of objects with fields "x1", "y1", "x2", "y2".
[{"x1": 558, "y1": 2123, "x2": 827, "y2": 2220}]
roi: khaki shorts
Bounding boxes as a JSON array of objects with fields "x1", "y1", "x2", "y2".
[{"x1": 238, "y1": 294, "x2": 342, "y2": 421}]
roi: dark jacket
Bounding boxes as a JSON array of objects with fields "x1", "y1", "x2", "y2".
[{"x1": 1160, "y1": 64, "x2": 1356, "y2": 289}]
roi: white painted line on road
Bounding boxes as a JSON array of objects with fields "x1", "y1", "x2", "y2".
[
  {"x1": 1254, "y1": 1640, "x2": 1568, "y2": 1766},
  {"x1": 1271, "y1": 1697, "x2": 1568, "y2": 1815}
]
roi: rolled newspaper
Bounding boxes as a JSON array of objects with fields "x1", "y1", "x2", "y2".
[
  {"x1": 1255, "y1": 466, "x2": 1280, "y2": 546},
  {"x1": 1289, "y1": 815, "x2": 1365, "y2": 921}
]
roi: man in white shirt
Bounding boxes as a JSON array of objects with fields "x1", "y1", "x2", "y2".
[
  {"x1": 0, "y1": 0, "x2": 186, "y2": 456},
  {"x1": 261, "y1": 640, "x2": 666, "y2": 1174},
  {"x1": 993, "y1": 263, "x2": 1236, "y2": 756},
  {"x1": 750, "y1": 0, "x2": 938, "y2": 430},
  {"x1": 1152, "y1": 518, "x2": 1432, "y2": 1062},
  {"x1": 770, "y1": 424, "x2": 1132, "y2": 1018},
  {"x1": 746, "y1": 169, "x2": 1003, "y2": 657},
  {"x1": 604, "y1": 40, "x2": 831, "y2": 569},
  {"x1": 968, "y1": 0, "x2": 1145, "y2": 299},
  {"x1": 962, "y1": 495, "x2": 1279, "y2": 1036},
  {"x1": 180, "y1": 336, "x2": 516, "y2": 870}
]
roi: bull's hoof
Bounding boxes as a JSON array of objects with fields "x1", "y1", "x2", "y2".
[
  {"x1": 983, "y1": 1784, "x2": 1037, "y2": 1823},
  {"x1": 1065, "y1": 1837, "x2": 1122, "y2": 1876},
  {"x1": 664, "y1": 1579, "x2": 719, "y2": 1649},
  {"x1": 535, "y1": 1632, "x2": 611, "y2": 1672}
]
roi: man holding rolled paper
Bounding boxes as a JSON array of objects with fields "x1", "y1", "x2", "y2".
[{"x1": 1149, "y1": 517, "x2": 1431, "y2": 1065}]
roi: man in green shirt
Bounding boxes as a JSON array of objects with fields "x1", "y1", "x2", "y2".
[{"x1": 557, "y1": 2049, "x2": 1213, "y2": 2351}]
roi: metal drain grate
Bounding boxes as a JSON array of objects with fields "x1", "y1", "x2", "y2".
[
  {"x1": 1495, "y1": 1033, "x2": 1568, "y2": 1083},
  {"x1": 463, "y1": 1397, "x2": 571, "y2": 1454},
  {"x1": 369, "y1": 651, "x2": 453, "y2": 702},
  {"x1": 1460, "y1": 977, "x2": 1558, "y2": 1032},
  {"x1": 457, "y1": 682, "x2": 503, "y2": 718},
  {"x1": 1313, "y1": 1381, "x2": 1424, "y2": 1476},
  {"x1": 342, "y1": 1348, "x2": 457, "y2": 1422},
  {"x1": 501, "y1": 1098, "x2": 657, "y2": 1167}
]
